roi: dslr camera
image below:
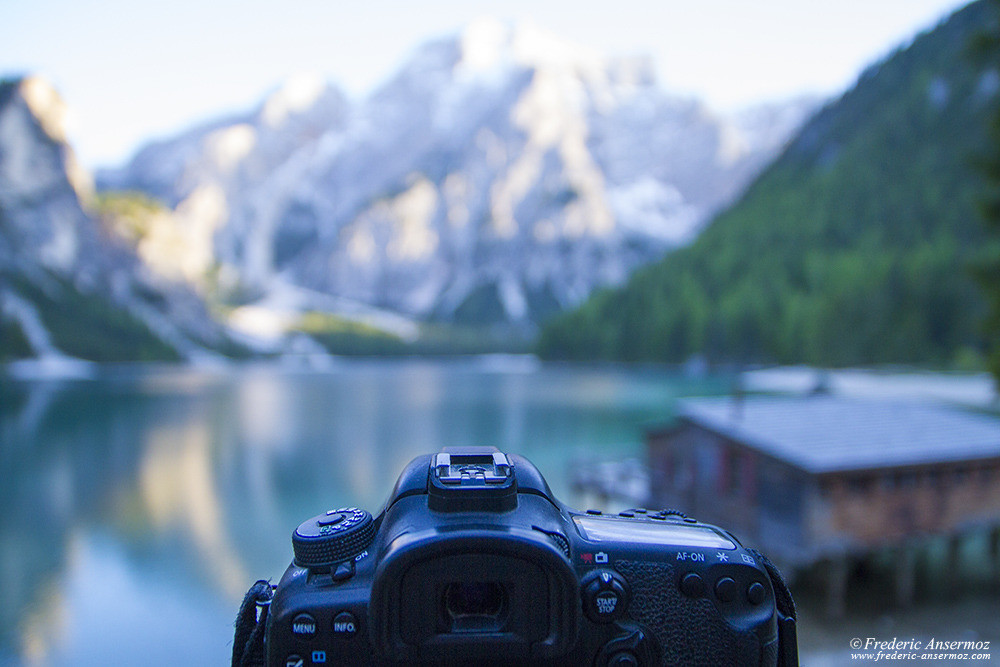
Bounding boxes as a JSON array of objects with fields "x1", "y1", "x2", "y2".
[{"x1": 254, "y1": 447, "x2": 797, "y2": 666}]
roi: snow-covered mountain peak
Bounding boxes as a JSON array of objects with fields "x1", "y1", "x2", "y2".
[
  {"x1": 456, "y1": 18, "x2": 599, "y2": 77},
  {"x1": 259, "y1": 73, "x2": 345, "y2": 128},
  {"x1": 260, "y1": 73, "x2": 334, "y2": 127},
  {"x1": 98, "y1": 26, "x2": 818, "y2": 328},
  {"x1": 452, "y1": 18, "x2": 655, "y2": 97}
]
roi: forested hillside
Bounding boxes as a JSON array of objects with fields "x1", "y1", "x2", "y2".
[{"x1": 538, "y1": 1, "x2": 997, "y2": 367}]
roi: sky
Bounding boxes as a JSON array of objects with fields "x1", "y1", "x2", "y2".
[{"x1": 1, "y1": 0, "x2": 972, "y2": 169}]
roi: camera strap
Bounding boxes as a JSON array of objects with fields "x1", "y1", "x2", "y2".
[
  {"x1": 747, "y1": 548, "x2": 799, "y2": 667},
  {"x1": 232, "y1": 579, "x2": 274, "y2": 667}
]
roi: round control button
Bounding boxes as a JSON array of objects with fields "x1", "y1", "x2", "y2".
[
  {"x1": 317, "y1": 511, "x2": 346, "y2": 526},
  {"x1": 332, "y1": 611, "x2": 358, "y2": 638},
  {"x1": 618, "y1": 511, "x2": 635, "y2": 518},
  {"x1": 715, "y1": 577, "x2": 738, "y2": 602},
  {"x1": 747, "y1": 581, "x2": 767, "y2": 605},
  {"x1": 680, "y1": 572, "x2": 705, "y2": 598},
  {"x1": 290, "y1": 613, "x2": 317, "y2": 639},
  {"x1": 582, "y1": 569, "x2": 630, "y2": 623},
  {"x1": 587, "y1": 509, "x2": 602, "y2": 515},
  {"x1": 608, "y1": 651, "x2": 639, "y2": 666}
]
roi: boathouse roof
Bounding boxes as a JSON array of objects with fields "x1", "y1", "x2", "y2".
[{"x1": 670, "y1": 396, "x2": 1000, "y2": 474}]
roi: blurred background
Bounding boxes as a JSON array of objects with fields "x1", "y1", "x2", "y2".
[{"x1": 2, "y1": 0, "x2": 999, "y2": 664}]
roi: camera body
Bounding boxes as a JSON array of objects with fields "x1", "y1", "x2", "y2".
[{"x1": 264, "y1": 448, "x2": 793, "y2": 666}]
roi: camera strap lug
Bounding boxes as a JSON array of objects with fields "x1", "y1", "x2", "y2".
[
  {"x1": 232, "y1": 580, "x2": 275, "y2": 667},
  {"x1": 747, "y1": 548, "x2": 798, "y2": 667}
]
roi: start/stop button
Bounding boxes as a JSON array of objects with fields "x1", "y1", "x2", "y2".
[{"x1": 581, "y1": 569, "x2": 630, "y2": 623}]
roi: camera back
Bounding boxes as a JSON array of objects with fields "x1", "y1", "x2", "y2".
[{"x1": 262, "y1": 447, "x2": 797, "y2": 666}]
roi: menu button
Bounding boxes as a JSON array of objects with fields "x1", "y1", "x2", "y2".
[{"x1": 291, "y1": 613, "x2": 316, "y2": 639}]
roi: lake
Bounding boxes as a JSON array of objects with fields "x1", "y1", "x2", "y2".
[{"x1": 0, "y1": 358, "x2": 731, "y2": 665}]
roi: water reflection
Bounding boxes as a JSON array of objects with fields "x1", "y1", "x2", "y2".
[{"x1": 0, "y1": 360, "x2": 723, "y2": 665}]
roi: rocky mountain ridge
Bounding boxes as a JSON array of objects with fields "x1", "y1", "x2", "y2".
[
  {"x1": 100, "y1": 19, "x2": 817, "y2": 335},
  {"x1": 0, "y1": 77, "x2": 242, "y2": 366}
]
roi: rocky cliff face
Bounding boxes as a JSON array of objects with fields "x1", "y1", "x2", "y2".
[
  {"x1": 101, "y1": 21, "x2": 816, "y2": 329},
  {"x1": 0, "y1": 77, "x2": 239, "y2": 365},
  {"x1": 0, "y1": 78, "x2": 98, "y2": 278}
]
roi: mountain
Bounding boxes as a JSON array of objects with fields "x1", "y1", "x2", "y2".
[
  {"x1": 0, "y1": 77, "x2": 243, "y2": 366},
  {"x1": 537, "y1": 1, "x2": 997, "y2": 367},
  {"x1": 99, "y1": 20, "x2": 815, "y2": 336}
]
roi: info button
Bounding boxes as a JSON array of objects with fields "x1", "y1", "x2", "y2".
[{"x1": 332, "y1": 611, "x2": 358, "y2": 638}]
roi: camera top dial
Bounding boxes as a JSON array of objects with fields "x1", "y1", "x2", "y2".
[{"x1": 292, "y1": 507, "x2": 375, "y2": 568}]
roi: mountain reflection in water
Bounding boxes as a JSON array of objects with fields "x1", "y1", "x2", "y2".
[{"x1": 0, "y1": 359, "x2": 726, "y2": 665}]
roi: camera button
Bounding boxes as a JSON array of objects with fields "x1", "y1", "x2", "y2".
[
  {"x1": 332, "y1": 611, "x2": 358, "y2": 638},
  {"x1": 680, "y1": 572, "x2": 705, "y2": 598},
  {"x1": 317, "y1": 512, "x2": 346, "y2": 527},
  {"x1": 714, "y1": 577, "x2": 738, "y2": 603},
  {"x1": 290, "y1": 613, "x2": 317, "y2": 639},
  {"x1": 608, "y1": 651, "x2": 639, "y2": 666},
  {"x1": 582, "y1": 570, "x2": 629, "y2": 623},
  {"x1": 747, "y1": 581, "x2": 767, "y2": 605}
]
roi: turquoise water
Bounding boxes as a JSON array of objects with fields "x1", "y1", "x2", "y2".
[{"x1": 0, "y1": 358, "x2": 730, "y2": 665}]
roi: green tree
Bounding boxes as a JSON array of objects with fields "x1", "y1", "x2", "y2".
[
  {"x1": 972, "y1": 0, "x2": 1000, "y2": 386},
  {"x1": 537, "y1": 1, "x2": 994, "y2": 369}
]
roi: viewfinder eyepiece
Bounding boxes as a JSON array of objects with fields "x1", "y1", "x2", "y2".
[{"x1": 443, "y1": 581, "x2": 508, "y2": 632}]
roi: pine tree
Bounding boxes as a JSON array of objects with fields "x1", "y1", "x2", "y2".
[{"x1": 971, "y1": 0, "x2": 1000, "y2": 388}]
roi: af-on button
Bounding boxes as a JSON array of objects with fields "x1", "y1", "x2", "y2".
[{"x1": 680, "y1": 573, "x2": 705, "y2": 598}]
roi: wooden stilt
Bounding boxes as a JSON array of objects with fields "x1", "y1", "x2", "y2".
[
  {"x1": 990, "y1": 526, "x2": 1000, "y2": 591},
  {"x1": 895, "y1": 544, "x2": 916, "y2": 608},
  {"x1": 827, "y1": 556, "x2": 848, "y2": 618},
  {"x1": 945, "y1": 535, "x2": 962, "y2": 599}
]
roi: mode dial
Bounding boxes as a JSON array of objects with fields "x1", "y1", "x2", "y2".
[{"x1": 292, "y1": 507, "x2": 375, "y2": 568}]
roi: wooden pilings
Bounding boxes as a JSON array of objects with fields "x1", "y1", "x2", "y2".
[
  {"x1": 826, "y1": 555, "x2": 849, "y2": 618},
  {"x1": 991, "y1": 526, "x2": 1000, "y2": 590},
  {"x1": 894, "y1": 544, "x2": 916, "y2": 607},
  {"x1": 819, "y1": 526, "x2": 1000, "y2": 617}
]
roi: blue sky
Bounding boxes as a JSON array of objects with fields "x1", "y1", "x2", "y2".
[{"x1": 1, "y1": 0, "x2": 970, "y2": 168}]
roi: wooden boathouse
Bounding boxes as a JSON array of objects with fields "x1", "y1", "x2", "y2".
[{"x1": 646, "y1": 396, "x2": 1000, "y2": 615}]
